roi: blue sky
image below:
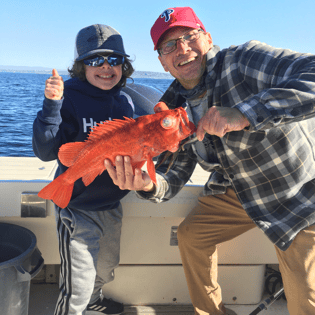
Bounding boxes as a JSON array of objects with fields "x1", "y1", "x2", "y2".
[{"x1": 1, "y1": 0, "x2": 314, "y2": 73}]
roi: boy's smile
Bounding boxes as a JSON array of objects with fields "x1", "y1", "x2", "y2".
[{"x1": 85, "y1": 61, "x2": 122, "y2": 90}]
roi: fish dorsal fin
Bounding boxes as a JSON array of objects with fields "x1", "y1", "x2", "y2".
[{"x1": 87, "y1": 117, "x2": 135, "y2": 142}]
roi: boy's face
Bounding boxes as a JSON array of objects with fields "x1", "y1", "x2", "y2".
[{"x1": 85, "y1": 60, "x2": 122, "y2": 90}]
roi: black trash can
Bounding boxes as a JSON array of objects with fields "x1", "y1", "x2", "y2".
[{"x1": 0, "y1": 223, "x2": 44, "y2": 315}]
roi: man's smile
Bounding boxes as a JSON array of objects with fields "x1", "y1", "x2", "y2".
[{"x1": 178, "y1": 56, "x2": 198, "y2": 67}]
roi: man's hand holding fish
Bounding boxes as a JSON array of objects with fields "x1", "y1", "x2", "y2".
[{"x1": 105, "y1": 156, "x2": 155, "y2": 192}]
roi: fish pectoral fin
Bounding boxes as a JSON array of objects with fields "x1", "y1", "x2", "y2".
[
  {"x1": 146, "y1": 156, "x2": 157, "y2": 185},
  {"x1": 58, "y1": 142, "x2": 87, "y2": 167},
  {"x1": 82, "y1": 168, "x2": 104, "y2": 186}
]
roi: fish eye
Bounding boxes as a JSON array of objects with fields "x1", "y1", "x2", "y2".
[{"x1": 161, "y1": 116, "x2": 175, "y2": 129}]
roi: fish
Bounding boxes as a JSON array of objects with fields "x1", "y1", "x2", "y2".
[{"x1": 38, "y1": 102, "x2": 196, "y2": 208}]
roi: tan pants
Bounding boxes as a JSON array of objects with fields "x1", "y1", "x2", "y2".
[{"x1": 177, "y1": 188, "x2": 315, "y2": 315}]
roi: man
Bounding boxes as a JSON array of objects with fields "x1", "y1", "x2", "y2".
[{"x1": 105, "y1": 7, "x2": 315, "y2": 315}]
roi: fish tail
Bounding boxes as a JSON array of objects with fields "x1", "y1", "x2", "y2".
[{"x1": 38, "y1": 173, "x2": 74, "y2": 209}]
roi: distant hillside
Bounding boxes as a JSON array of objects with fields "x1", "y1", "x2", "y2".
[
  {"x1": 0, "y1": 65, "x2": 173, "y2": 79},
  {"x1": 0, "y1": 65, "x2": 66, "y2": 73},
  {"x1": 132, "y1": 71, "x2": 173, "y2": 79}
]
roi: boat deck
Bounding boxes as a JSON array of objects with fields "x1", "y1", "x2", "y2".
[
  {"x1": 29, "y1": 282, "x2": 289, "y2": 315},
  {"x1": 1, "y1": 157, "x2": 290, "y2": 315}
]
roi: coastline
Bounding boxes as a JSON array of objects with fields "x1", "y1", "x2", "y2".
[{"x1": 0, "y1": 67, "x2": 173, "y2": 79}]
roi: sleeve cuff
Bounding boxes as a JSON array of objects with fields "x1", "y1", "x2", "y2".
[
  {"x1": 135, "y1": 173, "x2": 168, "y2": 201},
  {"x1": 234, "y1": 99, "x2": 274, "y2": 131}
]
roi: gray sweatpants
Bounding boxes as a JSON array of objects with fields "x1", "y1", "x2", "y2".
[{"x1": 53, "y1": 204, "x2": 123, "y2": 315}]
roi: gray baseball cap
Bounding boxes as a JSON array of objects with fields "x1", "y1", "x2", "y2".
[{"x1": 74, "y1": 24, "x2": 129, "y2": 61}]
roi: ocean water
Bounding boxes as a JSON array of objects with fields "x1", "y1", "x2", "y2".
[{"x1": 0, "y1": 72, "x2": 173, "y2": 157}]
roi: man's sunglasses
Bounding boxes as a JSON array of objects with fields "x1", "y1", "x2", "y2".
[
  {"x1": 158, "y1": 29, "x2": 204, "y2": 55},
  {"x1": 83, "y1": 54, "x2": 125, "y2": 67}
]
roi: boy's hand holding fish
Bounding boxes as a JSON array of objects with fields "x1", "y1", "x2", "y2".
[
  {"x1": 105, "y1": 156, "x2": 155, "y2": 192},
  {"x1": 45, "y1": 69, "x2": 64, "y2": 100}
]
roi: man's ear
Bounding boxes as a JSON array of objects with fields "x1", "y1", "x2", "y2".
[
  {"x1": 158, "y1": 55, "x2": 169, "y2": 72},
  {"x1": 205, "y1": 32, "x2": 213, "y2": 49}
]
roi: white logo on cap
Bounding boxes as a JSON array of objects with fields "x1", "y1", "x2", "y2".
[{"x1": 160, "y1": 9, "x2": 174, "y2": 22}]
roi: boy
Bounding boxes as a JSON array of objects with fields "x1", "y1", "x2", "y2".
[{"x1": 33, "y1": 24, "x2": 134, "y2": 315}]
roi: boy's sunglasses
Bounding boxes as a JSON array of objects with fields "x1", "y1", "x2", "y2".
[{"x1": 83, "y1": 54, "x2": 125, "y2": 67}]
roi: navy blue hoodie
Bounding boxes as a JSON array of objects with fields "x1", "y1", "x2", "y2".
[{"x1": 33, "y1": 77, "x2": 134, "y2": 211}]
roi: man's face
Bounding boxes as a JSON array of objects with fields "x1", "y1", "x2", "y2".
[{"x1": 158, "y1": 27, "x2": 213, "y2": 90}]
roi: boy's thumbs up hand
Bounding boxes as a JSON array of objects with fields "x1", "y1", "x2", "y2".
[
  {"x1": 52, "y1": 68, "x2": 60, "y2": 77},
  {"x1": 45, "y1": 68, "x2": 64, "y2": 100}
]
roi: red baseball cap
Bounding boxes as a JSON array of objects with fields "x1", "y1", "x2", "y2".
[{"x1": 150, "y1": 7, "x2": 206, "y2": 51}]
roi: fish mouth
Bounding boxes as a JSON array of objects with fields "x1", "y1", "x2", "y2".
[{"x1": 178, "y1": 108, "x2": 196, "y2": 136}]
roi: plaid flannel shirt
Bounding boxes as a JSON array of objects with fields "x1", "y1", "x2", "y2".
[{"x1": 138, "y1": 40, "x2": 315, "y2": 251}]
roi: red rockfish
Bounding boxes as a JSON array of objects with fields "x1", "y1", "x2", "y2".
[{"x1": 38, "y1": 102, "x2": 196, "y2": 208}]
